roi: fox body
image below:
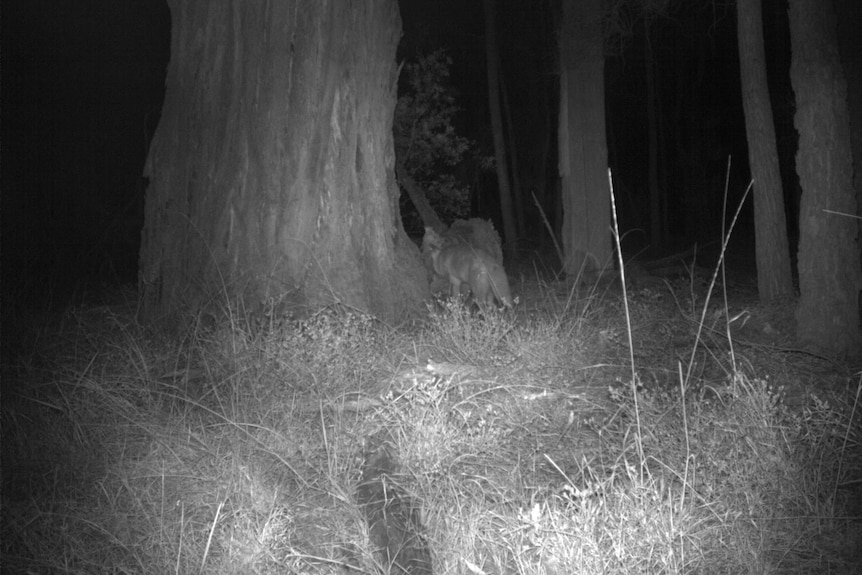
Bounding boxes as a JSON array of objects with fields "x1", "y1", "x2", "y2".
[{"x1": 429, "y1": 244, "x2": 514, "y2": 308}]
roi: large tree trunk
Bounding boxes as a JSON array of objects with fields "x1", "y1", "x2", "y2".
[
  {"x1": 737, "y1": 0, "x2": 793, "y2": 301},
  {"x1": 139, "y1": 0, "x2": 427, "y2": 324},
  {"x1": 482, "y1": 0, "x2": 518, "y2": 258},
  {"x1": 789, "y1": 0, "x2": 862, "y2": 358},
  {"x1": 558, "y1": 0, "x2": 612, "y2": 276}
]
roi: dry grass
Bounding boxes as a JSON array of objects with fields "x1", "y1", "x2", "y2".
[{"x1": 2, "y1": 278, "x2": 860, "y2": 574}]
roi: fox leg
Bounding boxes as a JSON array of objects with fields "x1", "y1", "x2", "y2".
[
  {"x1": 467, "y1": 264, "x2": 490, "y2": 307},
  {"x1": 449, "y1": 276, "x2": 462, "y2": 300}
]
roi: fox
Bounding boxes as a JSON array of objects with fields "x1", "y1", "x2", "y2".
[{"x1": 429, "y1": 243, "x2": 514, "y2": 309}]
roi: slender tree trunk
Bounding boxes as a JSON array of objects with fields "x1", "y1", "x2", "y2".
[
  {"x1": 789, "y1": 0, "x2": 862, "y2": 358},
  {"x1": 482, "y1": 0, "x2": 518, "y2": 258},
  {"x1": 644, "y1": 17, "x2": 663, "y2": 249},
  {"x1": 533, "y1": 89, "x2": 553, "y2": 235},
  {"x1": 737, "y1": 0, "x2": 793, "y2": 301},
  {"x1": 500, "y1": 72, "x2": 527, "y2": 238},
  {"x1": 833, "y1": 0, "x2": 862, "y2": 272},
  {"x1": 676, "y1": 39, "x2": 710, "y2": 242},
  {"x1": 527, "y1": 76, "x2": 554, "y2": 234},
  {"x1": 558, "y1": 0, "x2": 612, "y2": 276},
  {"x1": 395, "y1": 160, "x2": 445, "y2": 233},
  {"x1": 139, "y1": 0, "x2": 427, "y2": 324}
]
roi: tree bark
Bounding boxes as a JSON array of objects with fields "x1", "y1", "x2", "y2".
[
  {"x1": 482, "y1": 0, "x2": 518, "y2": 258},
  {"x1": 139, "y1": 0, "x2": 428, "y2": 324},
  {"x1": 737, "y1": 0, "x2": 794, "y2": 301},
  {"x1": 558, "y1": 0, "x2": 612, "y2": 276},
  {"x1": 789, "y1": 0, "x2": 862, "y2": 358}
]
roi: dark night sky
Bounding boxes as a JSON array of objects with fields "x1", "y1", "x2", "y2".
[{"x1": 1, "y1": 0, "x2": 811, "y2": 304}]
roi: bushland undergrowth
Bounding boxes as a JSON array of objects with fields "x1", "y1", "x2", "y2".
[{"x1": 2, "y1": 279, "x2": 860, "y2": 574}]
